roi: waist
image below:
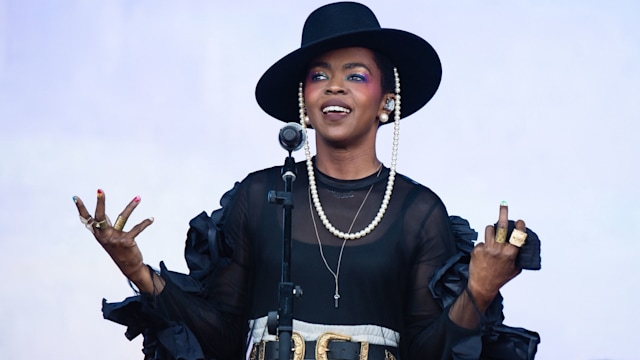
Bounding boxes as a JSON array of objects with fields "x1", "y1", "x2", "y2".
[
  {"x1": 250, "y1": 332, "x2": 398, "y2": 360},
  {"x1": 248, "y1": 317, "x2": 400, "y2": 347}
]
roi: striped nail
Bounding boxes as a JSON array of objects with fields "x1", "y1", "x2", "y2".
[
  {"x1": 134, "y1": 195, "x2": 141, "y2": 203},
  {"x1": 97, "y1": 189, "x2": 104, "y2": 198}
]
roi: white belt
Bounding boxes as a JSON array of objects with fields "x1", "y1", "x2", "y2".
[{"x1": 246, "y1": 316, "x2": 400, "y2": 359}]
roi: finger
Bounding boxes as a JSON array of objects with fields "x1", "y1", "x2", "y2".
[
  {"x1": 498, "y1": 201, "x2": 509, "y2": 229},
  {"x1": 127, "y1": 217, "x2": 155, "y2": 238},
  {"x1": 115, "y1": 195, "x2": 142, "y2": 231},
  {"x1": 72, "y1": 196, "x2": 92, "y2": 220},
  {"x1": 493, "y1": 201, "x2": 509, "y2": 244},
  {"x1": 484, "y1": 224, "x2": 495, "y2": 244},
  {"x1": 507, "y1": 219, "x2": 528, "y2": 248},
  {"x1": 95, "y1": 189, "x2": 106, "y2": 221}
]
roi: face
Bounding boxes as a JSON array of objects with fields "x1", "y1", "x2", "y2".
[{"x1": 303, "y1": 47, "x2": 391, "y2": 149}]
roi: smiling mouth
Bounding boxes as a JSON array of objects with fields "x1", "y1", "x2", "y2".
[{"x1": 322, "y1": 106, "x2": 351, "y2": 114}]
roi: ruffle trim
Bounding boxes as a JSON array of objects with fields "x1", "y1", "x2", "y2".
[
  {"x1": 428, "y1": 215, "x2": 542, "y2": 360},
  {"x1": 102, "y1": 263, "x2": 209, "y2": 360}
]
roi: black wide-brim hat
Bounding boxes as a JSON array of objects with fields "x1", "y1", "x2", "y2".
[{"x1": 255, "y1": 1, "x2": 442, "y2": 123}]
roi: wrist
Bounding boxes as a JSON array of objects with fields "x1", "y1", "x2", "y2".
[
  {"x1": 126, "y1": 263, "x2": 153, "y2": 292},
  {"x1": 466, "y1": 280, "x2": 498, "y2": 312}
]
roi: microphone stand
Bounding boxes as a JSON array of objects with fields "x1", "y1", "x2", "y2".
[{"x1": 267, "y1": 151, "x2": 303, "y2": 360}]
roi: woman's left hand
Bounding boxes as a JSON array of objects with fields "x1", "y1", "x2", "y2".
[{"x1": 467, "y1": 203, "x2": 525, "y2": 311}]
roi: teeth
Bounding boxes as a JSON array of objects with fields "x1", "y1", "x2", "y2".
[{"x1": 322, "y1": 106, "x2": 351, "y2": 114}]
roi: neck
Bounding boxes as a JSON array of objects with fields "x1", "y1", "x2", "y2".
[{"x1": 314, "y1": 146, "x2": 380, "y2": 180}]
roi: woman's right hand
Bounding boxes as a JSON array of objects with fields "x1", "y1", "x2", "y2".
[{"x1": 73, "y1": 189, "x2": 157, "y2": 293}]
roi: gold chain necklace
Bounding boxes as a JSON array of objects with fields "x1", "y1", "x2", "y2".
[{"x1": 308, "y1": 164, "x2": 383, "y2": 308}]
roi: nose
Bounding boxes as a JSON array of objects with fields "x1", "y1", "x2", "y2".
[{"x1": 325, "y1": 77, "x2": 346, "y2": 94}]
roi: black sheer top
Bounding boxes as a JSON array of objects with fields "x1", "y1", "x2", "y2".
[{"x1": 150, "y1": 160, "x2": 480, "y2": 359}]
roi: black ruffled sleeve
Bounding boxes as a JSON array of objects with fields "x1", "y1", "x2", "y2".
[
  {"x1": 428, "y1": 216, "x2": 542, "y2": 360},
  {"x1": 101, "y1": 182, "x2": 248, "y2": 360}
]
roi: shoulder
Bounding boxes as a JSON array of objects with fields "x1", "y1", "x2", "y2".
[
  {"x1": 240, "y1": 164, "x2": 284, "y2": 185},
  {"x1": 242, "y1": 160, "x2": 308, "y2": 183},
  {"x1": 391, "y1": 171, "x2": 451, "y2": 227},
  {"x1": 236, "y1": 161, "x2": 307, "y2": 196},
  {"x1": 395, "y1": 171, "x2": 446, "y2": 207}
]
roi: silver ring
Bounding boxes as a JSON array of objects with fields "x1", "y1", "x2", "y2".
[{"x1": 79, "y1": 215, "x2": 95, "y2": 234}]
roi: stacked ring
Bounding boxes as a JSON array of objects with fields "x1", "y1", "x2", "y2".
[
  {"x1": 494, "y1": 227, "x2": 507, "y2": 244},
  {"x1": 508, "y1": 229, "x2": 528, "y2": 247},
  {"x1": 113, "y1": 216, "x2": 127, "y2": 231}
]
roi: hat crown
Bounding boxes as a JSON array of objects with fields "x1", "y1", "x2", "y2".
[{"x1": 301, "y1": 2, "x2": 381, "y2": 46}]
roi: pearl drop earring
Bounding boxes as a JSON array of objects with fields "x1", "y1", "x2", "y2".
[{"x1": 379, "y1": 113, "x2": 389, "y2": 123}]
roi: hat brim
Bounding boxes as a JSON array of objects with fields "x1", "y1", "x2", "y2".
[{"x1": 255, "y1": 28, "x2": 442, "y2": 123}]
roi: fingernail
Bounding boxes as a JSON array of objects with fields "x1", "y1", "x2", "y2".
[
  {"x1": 134, "y1": 195, "x2": 141, "y2": 203},
  {"x1": 148, "y1": 217, "x2": 154, "y2": 222},
  {"x1": 500, "y1": 200, "x2": 508, "y2": 206},
  {"x1": 72, "y1": 196, "x2": 78, "y2": 203},
  {"x1": 97, "y1": 189, "x2": 104, "y2": 198}
]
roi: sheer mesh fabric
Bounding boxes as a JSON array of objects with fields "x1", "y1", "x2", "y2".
[{"x1": 155, "y1": 160, "x2": 479, "y2": 359}]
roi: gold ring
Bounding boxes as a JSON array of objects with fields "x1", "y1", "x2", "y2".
[
  {"x1": 494, "y1": 227, "x2": 507, "y2": 244},
  {"x1": 508, "y1": 229, "x2": 528, "y2": 247},
  {"x1": 94, "y1": 219, "x2": 108, "y2": 230},
  {"x1": 113, "y1": 216, "x2": 127, "y2": 231}
]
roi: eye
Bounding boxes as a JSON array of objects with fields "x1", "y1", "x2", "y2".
[
  {"x1": 310, "y1": 71, "x2": 328, "y2": 81},
  {"x1": 346, "y1": 73, "x2": 368, "y2": 82}
]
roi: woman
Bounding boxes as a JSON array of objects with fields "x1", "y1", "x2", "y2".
[{"x1": 73, "y1": 2, "x2": 536, "y2": 359}]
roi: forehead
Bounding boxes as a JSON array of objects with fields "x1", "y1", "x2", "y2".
[{"x1": 309, "y1": 47, "x2": 378, "y2": 70}]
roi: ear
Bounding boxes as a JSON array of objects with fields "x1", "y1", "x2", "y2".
[{"x1": 377, "y1": 94, "x2": 396, "y2": 123}]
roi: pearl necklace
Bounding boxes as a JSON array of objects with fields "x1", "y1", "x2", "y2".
[{"x1": 298, "y1": 68, "x2": 401, "y2": 240}]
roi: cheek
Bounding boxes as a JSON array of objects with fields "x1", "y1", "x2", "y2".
[
  {"x1": 303, "y1": 82, "x2": 324, "y2": 110},
  {"x1": 358, "y1": 86, "x2": 384, "y2": 111},
  {"x1": 303, "y1": 82, "x2": 320, "y2": 97}
]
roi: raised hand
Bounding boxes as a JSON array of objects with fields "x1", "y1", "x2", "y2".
[
  {"x1": 73, "y1": 189, "x2": 157, "y2": 293},
  {"x1": 467, "y1": 202, "x2": 526, "y2": 311}
]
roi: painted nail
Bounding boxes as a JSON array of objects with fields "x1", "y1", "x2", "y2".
[
  {"x1": 133, "y1": 195, "x2": 141, "y2": 203},
  {"x1": 72, "y1": 196, "x2": 78, "y2": 203},
  {"x1": 500, "y1": 200, "x2": 508, "y2": 206},
  {"x1": 148, "y1": 217, "x2": 155, "y2": 222},
  {"x1": 97, "y1": 189, "x2": 104, "y2": 198}
]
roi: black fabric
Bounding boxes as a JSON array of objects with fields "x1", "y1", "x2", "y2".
[
  {"x1": 102, "y1": 160, "x2": 539, "y2": 359},
  {"x1": 428, "y1": 217, "x2": 541, "y2": 360},
  {"x1": 184, "y1": 183, "x2": 240, "y2": 282}
]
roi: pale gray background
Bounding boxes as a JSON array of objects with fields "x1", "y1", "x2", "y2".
[{"x1": 1, "y1": 0, "x2": 638, "y2": 358}]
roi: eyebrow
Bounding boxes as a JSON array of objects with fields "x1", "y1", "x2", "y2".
[{"x1": 308, "y1": 61, "x2": 373, "y2": 73}]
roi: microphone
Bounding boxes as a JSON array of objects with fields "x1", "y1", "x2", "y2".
[{"x1": 278, "y1": 122, "x2": 306, "y2": 152}]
